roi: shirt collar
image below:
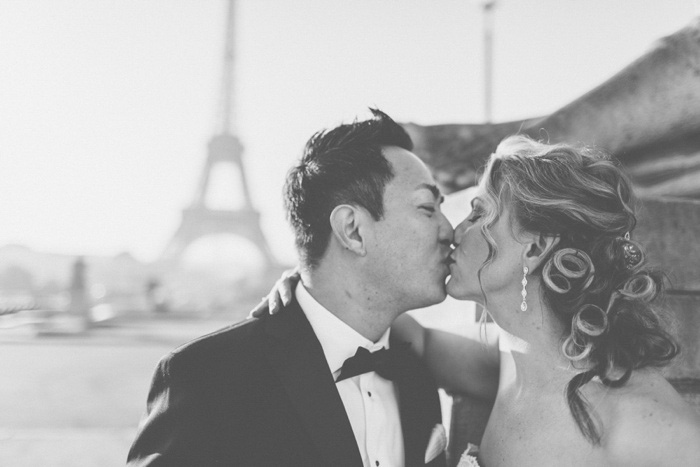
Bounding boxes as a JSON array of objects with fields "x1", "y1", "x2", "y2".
[{"x1": 296, "y1": 281, "x2": 391, "y2": 376}]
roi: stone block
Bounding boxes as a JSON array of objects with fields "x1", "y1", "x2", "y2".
[
  {"x1": 661, "y1": 294, "x2": 700, "y2": 379},
  {"x1": 636, "y1": 197, "x2": 700, "y2": 292}
]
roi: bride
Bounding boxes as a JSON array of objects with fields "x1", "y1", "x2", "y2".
[
  {"x1": 393, "y1": 135, "x2": 700, "y2": 465},
  {"x1": 263, "y1": 135, "x2": 700, "y2": 465}
]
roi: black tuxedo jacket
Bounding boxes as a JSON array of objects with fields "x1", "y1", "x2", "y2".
[{"x1": 127, "y1": 300, "x2": 446, "y2": 467}]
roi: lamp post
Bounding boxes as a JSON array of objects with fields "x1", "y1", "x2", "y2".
[{"x1": 475, "y1": 0, "x2": 497, "y2": 123}]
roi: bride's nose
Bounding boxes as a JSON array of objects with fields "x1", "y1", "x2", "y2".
[{"x1": 454, "y1": 219, "x2": 468, "y2": 242}]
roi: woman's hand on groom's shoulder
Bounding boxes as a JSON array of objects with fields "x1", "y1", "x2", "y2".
[{"x1": 249, "y1": 267, "x2": 300, "y2": 318}]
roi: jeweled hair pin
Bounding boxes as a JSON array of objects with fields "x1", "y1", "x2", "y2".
[{"x1": 622, "y1": 232, "x2": 642, "y2": 269}]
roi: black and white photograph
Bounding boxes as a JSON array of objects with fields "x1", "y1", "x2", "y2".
[{"x1": 1, "y1": 1, "x2": 699, "y2": 466}]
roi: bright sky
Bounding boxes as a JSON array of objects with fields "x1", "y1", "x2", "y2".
[{"x1": 0, "y1": 0, "x2": 697, "y2": 266}]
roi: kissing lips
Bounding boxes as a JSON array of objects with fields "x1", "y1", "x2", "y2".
[{"x1": 443, "y1": 254, "x2": 455, "y2": 282}]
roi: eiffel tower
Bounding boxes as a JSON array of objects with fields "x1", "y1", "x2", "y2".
[{"x1": 162, "y1": 0, "x2": 274, "y2": 267}]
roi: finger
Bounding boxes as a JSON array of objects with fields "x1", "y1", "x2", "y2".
[
  {"x1": 280, "y1": 276, "x2": 292, "y2": 305},
  {"x1": 270, "y1": 295, "x2": 281, "y2": 315},
  {"x1": 269, "y1": 287, "x2": 281, "y2": 315},
  {"x1": 280, "y1": 288, "x2": 291, "y2": 307},
  {"x1": 282, "y1": 266, "x2": 300, "y2": 281},
  {"x1": 249, "y1": 297, "x2": 267, "y2": 318},
  {"x1": 280, "y1": 270, "x2": 300, "y2": 306}
]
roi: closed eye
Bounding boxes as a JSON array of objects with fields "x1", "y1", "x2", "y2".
[
  {"x1": 420, "y1": 205, "x2": 436, "y2": 214},
  {"x1": 467, "y1": 210, "x2": 482, "y2": 223}
]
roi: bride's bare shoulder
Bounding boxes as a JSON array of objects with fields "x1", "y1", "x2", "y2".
[{"x1": 594, "y1": 370, "x2": 700, "y2": 466}]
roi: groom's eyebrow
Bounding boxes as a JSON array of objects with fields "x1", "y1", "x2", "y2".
[{"x1": 417, "y1": 183, "x2": 444, "y2": 204}]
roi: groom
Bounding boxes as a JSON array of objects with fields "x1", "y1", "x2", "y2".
[{"x1": 127, "y1": 109, "x2": 453, "y2": 467}]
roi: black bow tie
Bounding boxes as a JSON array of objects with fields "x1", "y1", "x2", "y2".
[{"x1": 335, "y1": 344, "x2": 409, "y2": 383}]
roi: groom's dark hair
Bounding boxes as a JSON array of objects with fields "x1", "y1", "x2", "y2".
[{"x1": 284, "y1": 108, "x2": 413, "y2": 268}]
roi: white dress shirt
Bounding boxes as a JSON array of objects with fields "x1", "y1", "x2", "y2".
[{"x1": 296, "y1": 282, "x2": 405, "y2": 467}]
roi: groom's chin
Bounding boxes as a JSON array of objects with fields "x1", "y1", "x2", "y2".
[
  {"x1": 429, "y1": 284, "x2": 448, "y2": 305},
  {"x1": 413, "y1": 285, "x2": 448, "y2": 309}
]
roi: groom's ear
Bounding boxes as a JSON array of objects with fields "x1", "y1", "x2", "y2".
[
  {"x1": 523, "y1": 232, "x2": 560, "y2": 272},
  {"x1": 329, "y1": 204, "x2": 367, "y2": 256}
]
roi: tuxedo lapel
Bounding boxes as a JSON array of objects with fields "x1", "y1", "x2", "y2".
[
  {"x1": 264, "y1": 300, "x2": 363, "y2": 467},
  {"x1": 393, "y1": 339, "x2": 445, "y2": 467},
  {"x1": 396, "y1": 358, "x2": 429, "y2": 466}
]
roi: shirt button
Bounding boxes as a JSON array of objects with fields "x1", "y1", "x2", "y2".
[
  {"x1": 367, "y1": 391, "x2": 372, "y2": 397},
  {"x1": 375, "y1": 461, "x2": 380, "y2": 466}
]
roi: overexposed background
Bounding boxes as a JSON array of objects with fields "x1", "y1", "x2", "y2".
[
  {"x1": 1, "y1": 2, "x2": 699, "y2": 465},
  {"x1": 1, "y1": 0, "x2": 696, "y2": 265}
]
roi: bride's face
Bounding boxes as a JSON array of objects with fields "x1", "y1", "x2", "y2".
[{"x1": 446, "y1": 192, "x2": 525, "y2": 305}]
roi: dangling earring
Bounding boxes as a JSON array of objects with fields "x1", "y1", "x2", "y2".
[{"x1": 520, "y1": 266, "x2": 529, "y2": 312}]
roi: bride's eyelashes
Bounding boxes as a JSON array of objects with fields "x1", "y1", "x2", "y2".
[{"x1": 467, "y1": 209, "x2": 483, "y2": 223}]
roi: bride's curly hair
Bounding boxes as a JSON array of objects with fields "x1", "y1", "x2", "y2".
[{"x1": 477, "y1": 135, "x2": 678, "y2": 444}]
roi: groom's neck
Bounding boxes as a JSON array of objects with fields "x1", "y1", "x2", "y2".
[{"x1": 302, "y1": 264, "x2": 397, "y2": 343}]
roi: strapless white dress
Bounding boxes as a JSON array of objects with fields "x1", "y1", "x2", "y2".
[{"x1": 456, "y1": 443, "x2": 481, "y2": 467}]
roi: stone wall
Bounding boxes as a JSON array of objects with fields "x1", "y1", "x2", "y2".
[{"x1": 636, "y1": 197, "x2": 700, "y2": 409}]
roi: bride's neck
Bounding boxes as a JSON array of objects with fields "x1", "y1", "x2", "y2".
[{"x1": 497, "y1": 302, "x2": 582, "y2": 392}]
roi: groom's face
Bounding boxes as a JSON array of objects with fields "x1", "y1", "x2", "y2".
[{"x1": 364, "y1": 146, "x2": 454, "y2": 311}]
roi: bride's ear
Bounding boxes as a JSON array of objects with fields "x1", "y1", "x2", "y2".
[{"x1": 523, "y1": 233, "x2": 560, "y2": 272}]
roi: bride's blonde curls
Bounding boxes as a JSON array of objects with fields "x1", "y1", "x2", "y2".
[
  {"x1": 542, "y1": 248, "x2": 595, "y2": 296},
  {"x1": 477, "y1": 135, "x2": 678, "y2": 444}
]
